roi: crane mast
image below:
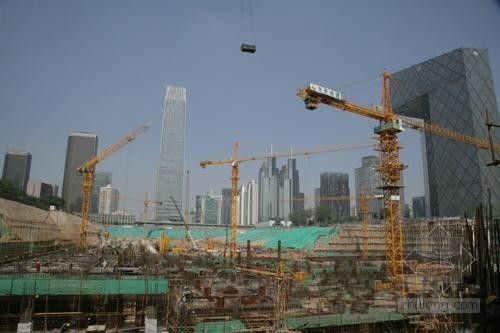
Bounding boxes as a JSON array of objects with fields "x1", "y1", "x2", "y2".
[
  {"x1": 298, "y1": 72, "x2": 406, "y2": 293},
  {"x1": 298, "y1": 71, "x2": 500, "y2": 294},
  {"x1": 79, "y1": 122, "x2": 149, "y2": 247}
]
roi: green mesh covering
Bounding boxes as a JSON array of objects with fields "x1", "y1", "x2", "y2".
[
  {"x1": 0, "y1": 274, "x2": 168, "y2": 296},
  {"x1": 236, "y1": 227, "x2": 336, "y2": 250},
  {"x1": 236, "y1": 228, "x2": 283, "y2": 244},
  {"x1": 106, "y1": 226, "x2": 226, "y2": 240},
  {"x1": 286, "y1": 308, "x2": 405, "y2": 329},
  {"x1": 194, "y1": 320, "x2": 248, "y2": 333}
]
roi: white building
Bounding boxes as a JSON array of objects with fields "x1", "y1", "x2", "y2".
[
  {"x1": 98, "y1": 184, "x2": 119, "y2": 215},
  {"x1": 240, "y1": 180, "x2": 258, "y2": 226}
]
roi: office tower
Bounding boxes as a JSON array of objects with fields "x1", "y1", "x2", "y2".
[
  {"x1": 2, "y1": 150, "x2": 31, "y2": 192},
  {"x1": 320, "y1": 172, "x2": 350, "y2": 219},
  {"x1": 27, "y1": 181, "x2": 54, "y2": 198},
  {"x1": 91, "y1": 172, "x2": 112, "y2": 214},
  {"x1": 156, "y1": 86, "x2": 186, "y2": 222},
  {"x1": 355, "y1": 156, "x2": 383, "y2": 218},
  {"x1": 221, "y1": 188, "x2": 232, "y2": 225},
  {"x1": 195, "y1": 191, "x2": 221, "y2": 225},
  {"x1": 314, "y1": 188, "x2": 321, "y2": 208},
  {"x1": 278, "y1": 157, "x2": 303, "y2": 219},
  {"x1": 98, "y1": 184, "x2": 119, "y2": 215},
  {"x1": 62, "y1": 132, "x2": 98, "y2": 213},
  {"x1": 258, "y1": 157, "x2": 279, "y2": 222},
  {"x1": 412, "y1": 196, "x2": 426, "y2": 218},
  {"x1": 240, "y1": 180, "x2": 258, "y2": 226},
  {"x1": 392, "y1": 48, "x2": 500, "y2": 216}
]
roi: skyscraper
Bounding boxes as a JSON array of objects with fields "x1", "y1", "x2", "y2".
[
  {"x1": 354, "y1": 156, "x2": 383, "y2": 218},
  {"x1": 278, "y1": 157, "x2": 303, "y2": 219},
  {"x1": 412, "y1": 196, "x2": 426, "y2": 218},
  {"x1": 156, "y1": 86, "x2": 186, "y2": 222},
  {"x1": 62, "y1": 132, "x2": 98, "y2": 213},
  {"x1": 221, "y1": 188, "x2": 232, "y2": 225},
  {"x1": 320, "y1": 172, "x2": 350, "y2": 219},
  {"x1": 98, "y1": 184, "x2": 119, "y2": 215},
  {"x1": 258, "y1": 157, "x2": 279, "y2": 222},
  {"x1": 91, "y1": 172, "x2": 112, "y2": 214},
  {"x1": 195, "y1": 191, "x2": 221, "y2": 225},
  {"x1": 391, "y1": 48, "x2": 500, "y2": 216},
  {"x1": 27, "y1": 181, "x2": 54, "y2": 198},
  {"x1": 240, "y1": 180, "x2": 258, "y2": 225},
  {"x1": 2, "y1": 150, "x2": 31, "y2": 192}
]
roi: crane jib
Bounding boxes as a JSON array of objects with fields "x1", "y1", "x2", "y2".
[{"x1": 308, "y1": 83, "x2": 342, "y2": 101}]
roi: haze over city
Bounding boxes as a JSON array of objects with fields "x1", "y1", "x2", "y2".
[{"x1": 1, "y1": 1, "x2": 499, "y2": 215}]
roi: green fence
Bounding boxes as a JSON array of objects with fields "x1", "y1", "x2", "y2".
[
  {"x1": 194, "y1": 320, "x2": 248, "y2": 333},
  {"x1": 0, "y1": 274, "x2": 168, "y2": 296}
]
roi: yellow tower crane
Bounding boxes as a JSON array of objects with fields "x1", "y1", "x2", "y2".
[
  {"x1": 200, "y1": 142, "x2": 376, "y2": 261},
  {"x1": 78, "y1": 122, "x2": 149, "y2": 247},
  {"x1": 119, "y1": 192, "x2": 162, "y2": 222},
  {"x1": 297, "y1": 71, "x2": 500, "y2": 294}
]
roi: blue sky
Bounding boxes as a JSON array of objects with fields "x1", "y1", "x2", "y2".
[{"x1": 1, "y1": 1, "x2": 499, "y2": 217}]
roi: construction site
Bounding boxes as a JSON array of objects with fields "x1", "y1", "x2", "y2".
[
  {"x1": 1, "y1": 67, "x2": 500, "y2": 333},
  {"x1": 0, "y1": 197, "x2": 498, "y2": 333}
]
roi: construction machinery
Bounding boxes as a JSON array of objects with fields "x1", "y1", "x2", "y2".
[
  {"x1": 119, "y1": 192, "x2": 162, "y2": 222},
  {"x1": 170, "y1": 195, "x2": 198, "y2": 250},
  {"x1": 78, "y1": 122, "x2": 149, "y2": 247},
  {"x1": 200, "y1": 142, "x2": 375, "y2": 261},
  {"x1": 297, "y1": 71, "x2": 500, "y2": 293}
]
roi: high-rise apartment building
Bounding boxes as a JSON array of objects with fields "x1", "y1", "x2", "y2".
[
  {"x1": 354, "y1": 156, "x2": 383, "y2": 218},
  {"x1": 258, "y1": 157, "x2": 279, "y2": 222},
  {"x1": 98, "y1": 184, "x2": 119, "y2": 215},
  {"x1": 392, "y1": 48, "x2": 500, "y2": 216},
  {"x1": 2, "y1": 150, "x2": 31, "y2": 192},
  {"x1": 91, "y1": 172, "x2": 112, "y2": 214},
  {"x1": 320, "y1": 172, "x2": 350, "y2": 219},
  {"x1": 156, "y1": 86, "x2": 186, "y2": 222},
  {"x1": 61, "y1": 132, "x2": 98, "y2": 213},
  {"x1": 314, "y1": 188, "x2": 321, "y2": 208},
  {"x1": 240, "y1": 180, "x2": 258, "y2": 226},
  {"x1": 27, "y1": 181, "x2": 55, "y2": 198}
]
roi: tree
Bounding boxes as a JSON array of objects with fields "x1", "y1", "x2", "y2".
[
  {"x1": 0, "y1": 179, "x2": 21, "y2": 201},
  {"x1": 288, "y1": 208, "x2": 313, "y2": 226},
  {"x1": 0, "y1": 179, "x2": 65, "y2": 210},
  {"x1": 314, "y1": 205, "x2": 332, "y2": 226}
]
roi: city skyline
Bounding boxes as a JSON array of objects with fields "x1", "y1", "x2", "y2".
[{"x1": 1, "y1": 2, "x2": 499, "y2": 219}]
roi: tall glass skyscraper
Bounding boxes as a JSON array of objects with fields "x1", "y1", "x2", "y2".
[
  {"x1": 391, "y1": 48, "x2": 500, "y2": 216},
  {"x1": 62, "y1": 132, "x2": 98, "y2": 213},
  {"x1": 2, "y1": 150, "x2": 31, "y2": 193},
  {"x1": 155, "y1": 86, "x2": 186, "y2": 222}
]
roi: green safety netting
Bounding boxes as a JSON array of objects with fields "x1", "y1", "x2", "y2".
[
  {"x1": 237, "y1": 227, "x2": 338, "y2": 250},
  {"x1": 194, "y1": 320, "x2": 248, "y2": 333},
  {"x1": 0, "y1": 274, "x2": 168, "y2": 296},
  {"x1": 106, "y1": 226, "x2": 226, "y2": 240},
  {"x1": 286, "y1": 308, "x2": 405, "y2": 329}
]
